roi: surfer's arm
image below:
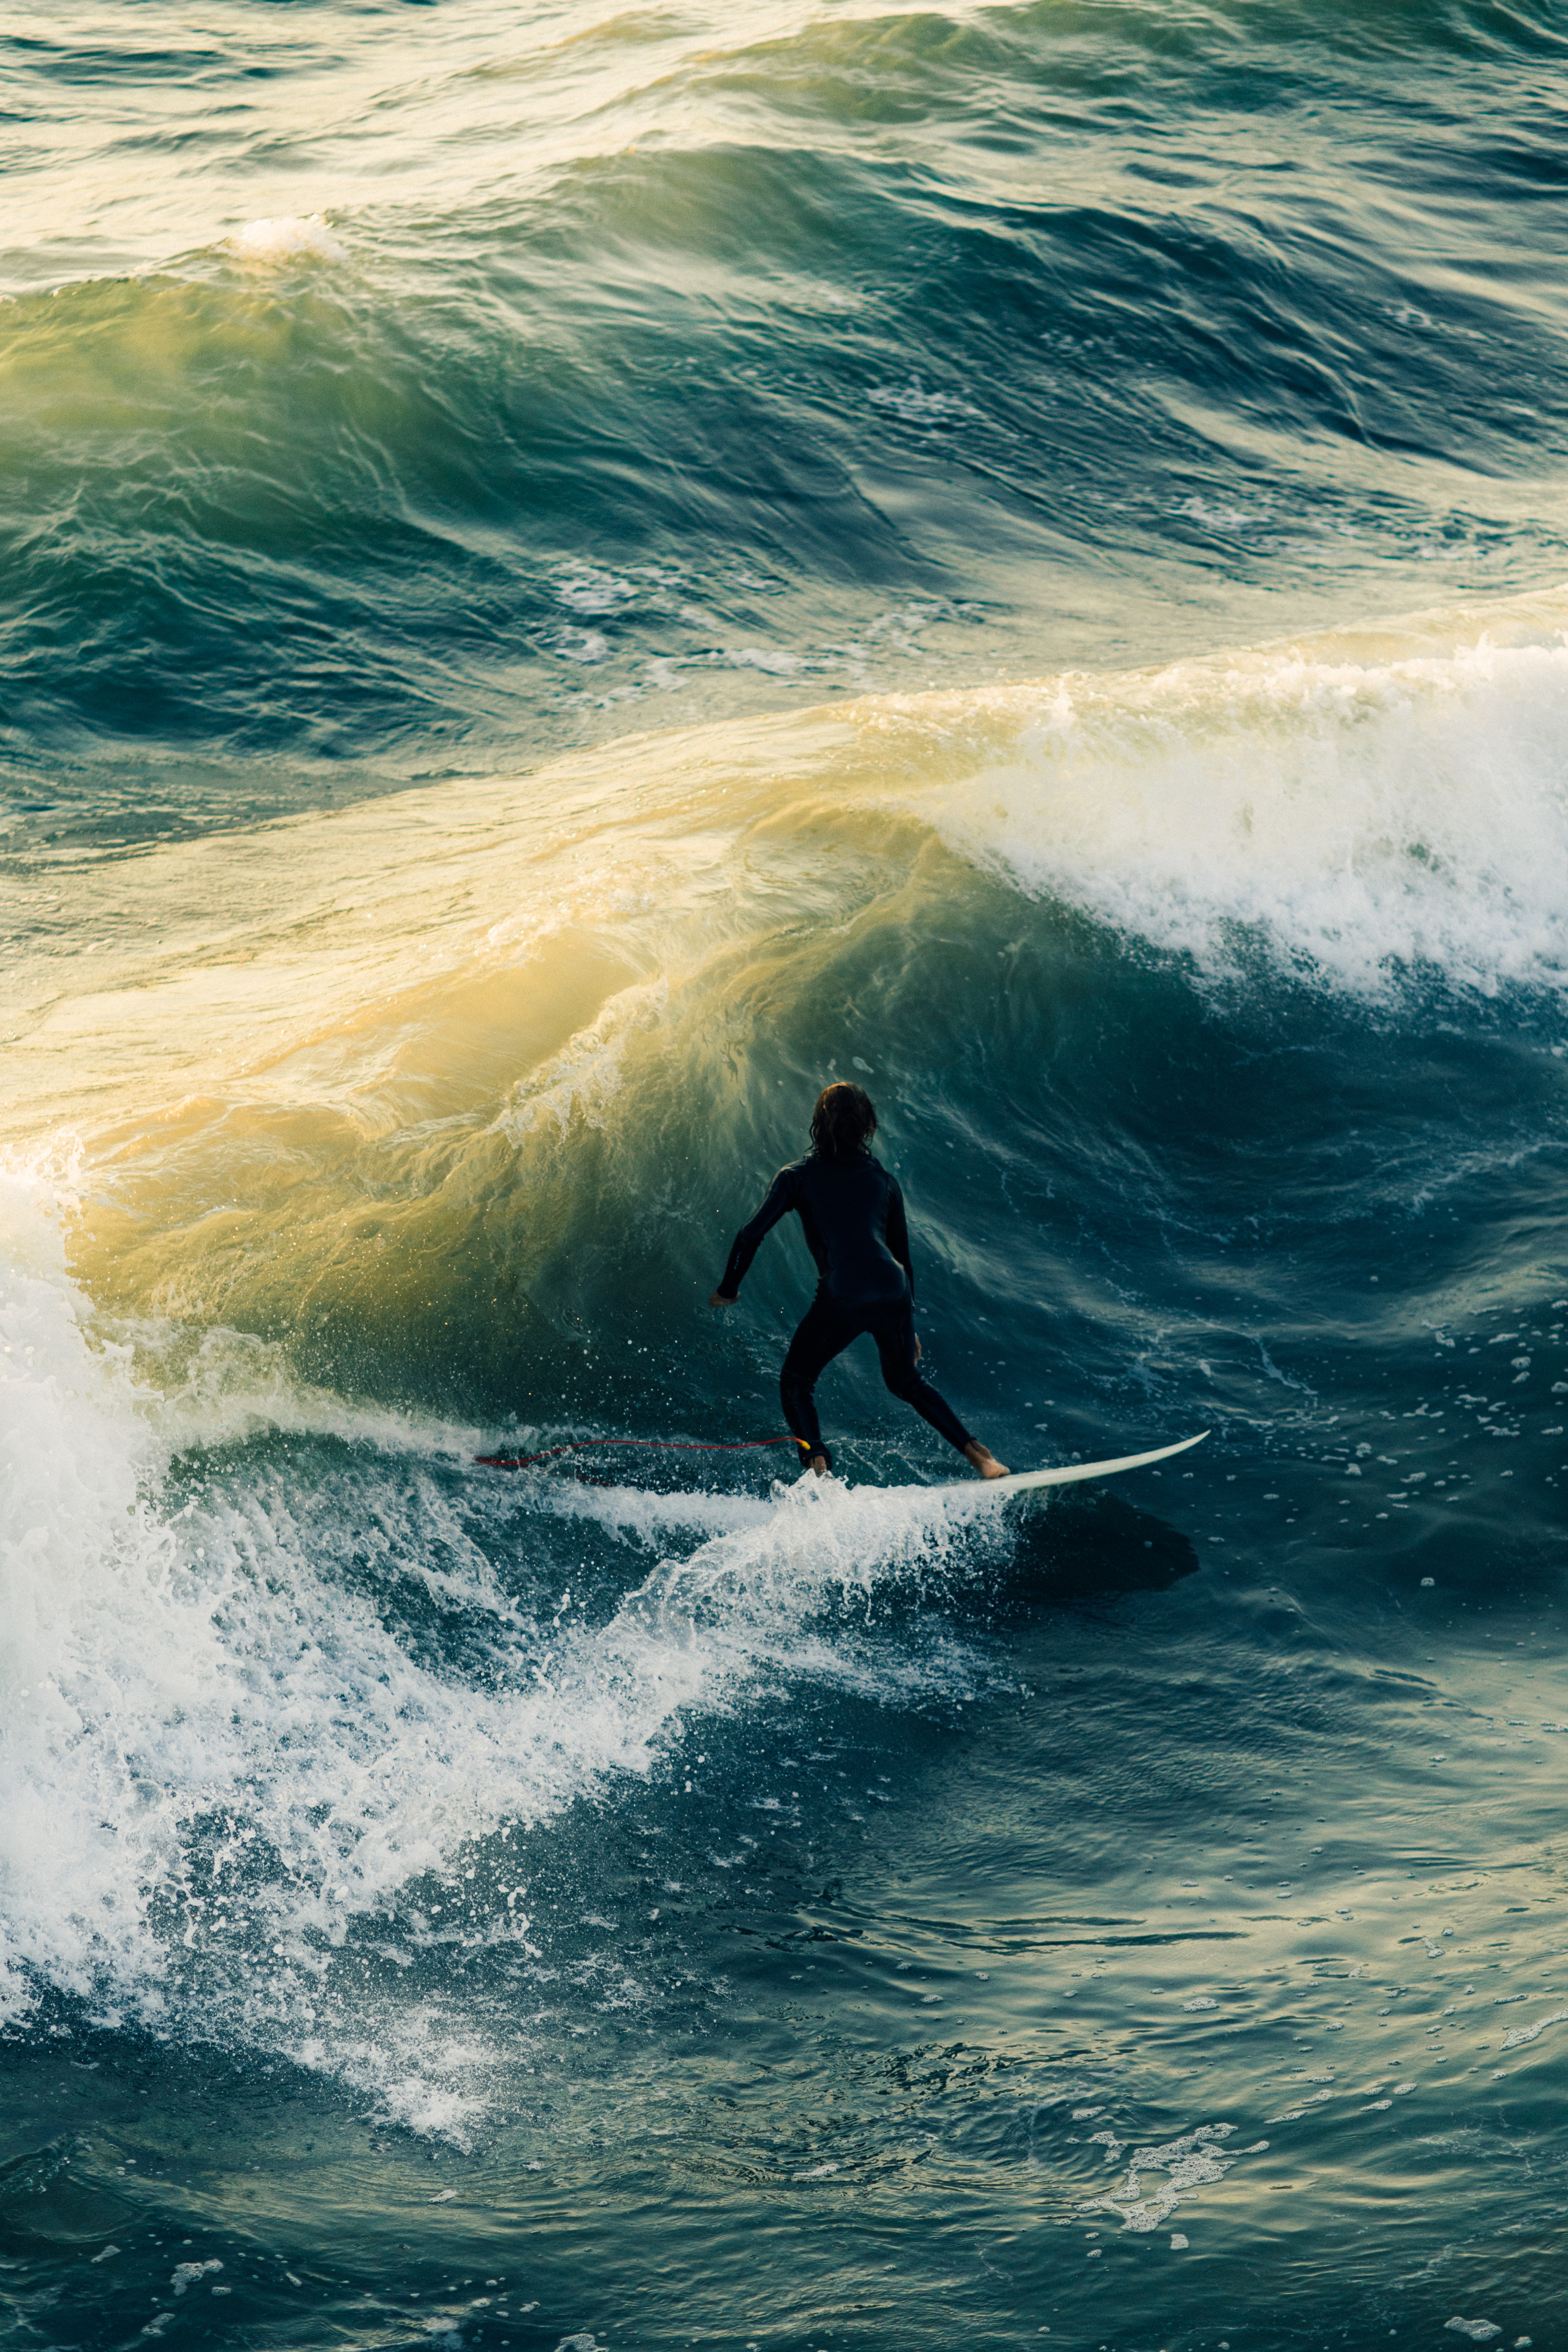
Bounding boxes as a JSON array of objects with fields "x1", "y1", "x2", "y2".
[
  {"x1": 885, "y1": 1178, "x2": 921, "y2": 1359},
  {"x1": 712, "y1": 1168, "x2": 797, "y2": 1302}
]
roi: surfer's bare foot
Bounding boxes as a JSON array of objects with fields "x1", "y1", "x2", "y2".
[
  {"x1": 964, "y1": 1441, "x2": 1008, "y2": 1479},
  {"x1": 811, "y1": 1453, "x2": 829, "y2": 1476}
]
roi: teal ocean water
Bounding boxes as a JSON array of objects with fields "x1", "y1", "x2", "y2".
[{"x1": 6, "y1": 4, "x2": 1568, "y2": 2348}]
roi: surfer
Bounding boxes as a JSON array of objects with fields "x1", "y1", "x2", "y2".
[{"x1": 709, "y1": 1082, "x2": 1009, "y2": 1479}]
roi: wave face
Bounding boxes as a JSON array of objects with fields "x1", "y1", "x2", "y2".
[{"x1": 6, "y1": 5, "x2": 1568, "y2": 2351}]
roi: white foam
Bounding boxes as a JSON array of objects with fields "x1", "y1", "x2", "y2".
[
  {"x1": 229, "y1": 215, "x2": 347, "y2": 264},
  {"x1": 554, "y1": 627, "x2": 610, "y2": 664},
  {"x1": 522, "y1": 1477, "x2": 774, "y2": 1542},
  {"x1": 1079, "y1": 2122, "x2": 1242, "y2": 2234},
  {"x1": 897, "y1": 600, "x2": 1568, "y2": 998},
  {"x1": 869, "y1": 381, "x2": 982, "y2": 424},
  {"x1": 556, "y1": 569, "x2": 639, "y2": 616},
  {"x1": 641, "y1": 1467, "x2": 1009, "y2": 1614},
  {"x1": 0, "y1": 1173, "x2": 992, "y2": 2123},
  {"x1": 1499, "y1": 2005, "x2": 1568, "y2": 2052},
  {"x1": 723, "y1": 646, "x2": 802, "y2": 675},
  {"x1": 497, "y1": 977, "x2": 668, "y2": 1141}
]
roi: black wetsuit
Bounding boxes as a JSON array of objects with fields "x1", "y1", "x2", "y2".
[{"x1": 717, "y1": 1152, "x2": 972, "y2": 1466}]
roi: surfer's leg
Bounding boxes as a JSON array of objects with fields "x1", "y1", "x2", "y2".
[
  {"x1": 780, "y1": 1292, "x2": 855, "y2": 1472},
  {"x1": 873, "y1": 1303, "x2": 1008, "y2": 1473},
  {"x1": 870, "y1": 1301, "x2": 973, "y2": 1451}
]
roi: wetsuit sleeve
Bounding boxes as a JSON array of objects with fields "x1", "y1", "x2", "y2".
[
  {"x1": 717, "y1": 1168, "x2": 798, "y2": 1297},
  {"x1": 886, "y1": 1177, "x2": 915, "y2": 1298}
]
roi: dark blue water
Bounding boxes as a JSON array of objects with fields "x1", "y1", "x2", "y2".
[{"x1": 5, "y1": 4, "x2": 1568, "y2": 2349}]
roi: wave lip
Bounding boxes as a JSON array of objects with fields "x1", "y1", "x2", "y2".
[
  {"x1": 888, "y1": 592, "x2": 1568, "y2": 999},
  {"x1": 9, "y1": 591, "x2": 1568, "y2": 1377}
]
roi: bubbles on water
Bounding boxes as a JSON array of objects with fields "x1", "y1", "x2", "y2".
[{"x1": 869, "y1": 380, "x2": 984, "y2": 426}]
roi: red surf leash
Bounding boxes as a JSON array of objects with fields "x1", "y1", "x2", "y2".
[{"x1": 474, "y1": 1434, "x2": 798, "y2": 1472}]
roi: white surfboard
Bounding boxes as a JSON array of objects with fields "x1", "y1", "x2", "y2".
[{"x1": 931, "y1": 1429, "x2": 1209, "y2": 1496}]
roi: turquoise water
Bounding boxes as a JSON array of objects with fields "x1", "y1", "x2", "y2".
[{"x1": 5, "y1": 4, "x2": 1568, "y2": 2348}]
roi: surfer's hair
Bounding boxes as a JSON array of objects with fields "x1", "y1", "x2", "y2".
[{"x1": 811, "y1": 1082, "x2": 877, "y2": 1160}]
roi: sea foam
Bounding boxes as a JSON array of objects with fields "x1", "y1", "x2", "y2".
[
  {"x1": 229, "y1": 215, "x2": 347, "y2": 264},
  {"x1": 893, "y1": 598, "x2": 1568, "y2": 999},
  {"x1": 0, "y1": 1169, "x2": 993, "y2": 2120}
]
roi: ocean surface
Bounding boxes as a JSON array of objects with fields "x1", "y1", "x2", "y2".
[{"x1": 6, "y1": 3, "x2": 1568, "y2": 2348}]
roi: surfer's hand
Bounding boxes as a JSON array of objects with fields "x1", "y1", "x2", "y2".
[
  {"x1": 914, "y1": 1331, "x2": 922, "y2": 1362},
  {"x1": 709, "y1": 1290, "x2": 737, "y2": 1308}
]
